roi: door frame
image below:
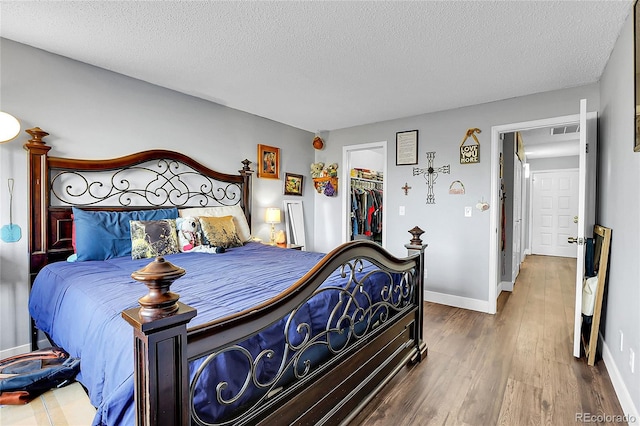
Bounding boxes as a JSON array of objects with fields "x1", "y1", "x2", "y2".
[
  {"x1": 341, "y1": 141, "x2": 388, "y2": 247},
  {"x1": 489, "y1": 114, "x2": 580, "y2": 314}
]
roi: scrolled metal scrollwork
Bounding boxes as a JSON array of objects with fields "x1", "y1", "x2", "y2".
[
  {"x1": 189, "y1": 258, "x2": 417, "y2": 426},
  {"x1": 50, "y1": 159, "x2": 242, "y2": 207}
]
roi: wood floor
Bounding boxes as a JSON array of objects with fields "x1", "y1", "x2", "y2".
[
  {"x1": 1, "y1": 255, "x2": 624, "y2": 425},
  {"x1": 351, "y1": 255, "x2": 624, "y2": 426}
]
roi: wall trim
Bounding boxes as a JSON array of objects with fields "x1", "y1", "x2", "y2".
[
  {"x1": 601, "y1": 336, "x2": 640, "y2": 421},
  {"x1": 424, "y1": 291, "x2": 489, "y2": 313},
  {"x1": 500, "y1": 281, "x2": 514, "y2": 292}
]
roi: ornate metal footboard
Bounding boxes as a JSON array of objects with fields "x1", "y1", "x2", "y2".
[{"x1": 123, "y1": 233, "x2": 427, "y2": 426}]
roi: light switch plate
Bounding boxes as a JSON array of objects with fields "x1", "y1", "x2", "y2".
[
  {"x1": 399, "y1": 206, "x2": 405, "y2": 216},
  {"x1": 465, "y1": 207, "x2": 472, "y2": 217}
]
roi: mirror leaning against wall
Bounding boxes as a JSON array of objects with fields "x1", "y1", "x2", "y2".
[
  {"x1": 581, "y1": 225, "x2": 612, "y2": 366},
  {"x1": 283, "y1": 200, "x2": 306, "y2": 250}
]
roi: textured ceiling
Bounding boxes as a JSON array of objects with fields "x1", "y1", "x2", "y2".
[{"x1": 0, "y1": 1, "x2": 633, "y2": 132}]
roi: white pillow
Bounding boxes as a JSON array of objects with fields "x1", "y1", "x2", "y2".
[{"x1": 179, "y1": 205, "x2": 251, "y2": 242}]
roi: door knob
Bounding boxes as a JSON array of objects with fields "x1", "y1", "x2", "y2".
[{"x1": 568, "y1": 237, "x2": 577, "y2": 244}]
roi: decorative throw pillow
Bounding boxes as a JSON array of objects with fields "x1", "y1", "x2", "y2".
[
  {"x1": 130, "y1": 219, "x2": 180, "y2": 260},
  {"x1": 176, "y1": 216, "x2": 203, "y2": 252},
  {"x1": 179, "y1": 205, "x2": 251, "y2": 242},
  {"x1": 198, "y1": 216, "x2": 243, "y2": 248}
]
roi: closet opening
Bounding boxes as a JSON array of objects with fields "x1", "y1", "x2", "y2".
[{"x1": 342, "y1": 141, "x2": 387, "y2": 248}]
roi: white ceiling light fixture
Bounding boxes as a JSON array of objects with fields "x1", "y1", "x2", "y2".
[{"x1": 0, "y1": 112, "x2": 21, "y2": 143}]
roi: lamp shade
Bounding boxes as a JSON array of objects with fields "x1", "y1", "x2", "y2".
[
  {"x1": 0, "y1": 112, "x2": 20, "y2": 143},
  {"x1": 265, "y1": 207, "x2": 281, "y2": 224}
]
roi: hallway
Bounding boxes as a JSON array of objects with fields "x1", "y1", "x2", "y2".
[{"x1": 352, "y1": 255, "x2": 625, "y2": 425}]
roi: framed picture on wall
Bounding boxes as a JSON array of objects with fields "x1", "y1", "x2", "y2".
[
  {"x1": 396, "y1": 130, "x2": 418, "y2": 165},
  {"x1": 257, "y1": 144, "x2": 280, "y2": 179},
  {"x1": 284, "y1": 173, "x2": 304, "y2": 196}
]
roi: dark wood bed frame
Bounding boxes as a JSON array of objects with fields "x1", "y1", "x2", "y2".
[{"x1": 25, "y1": 127, "x2": 428, "y2": 426}]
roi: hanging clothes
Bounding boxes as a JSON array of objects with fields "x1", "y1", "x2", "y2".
[{"x1": 350, "y1": 178, "x2": 383, "y2": 243}]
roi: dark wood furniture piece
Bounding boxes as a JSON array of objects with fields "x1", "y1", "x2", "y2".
[{"x1": 25, "y1": 127, "x2": 428, "y2": 425}]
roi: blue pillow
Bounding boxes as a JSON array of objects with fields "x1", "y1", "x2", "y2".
[{"x1": 72, "y1": 207, "x2": 178, "y2": 261}]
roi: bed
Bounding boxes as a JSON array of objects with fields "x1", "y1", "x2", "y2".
[{"x1": 24, "y1": 127, "x2": 427, "y2": 426}]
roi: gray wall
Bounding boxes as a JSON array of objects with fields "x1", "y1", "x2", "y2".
[
  {"x1": 316, "y1": 84, "x2": 599, "y2": 307},
  {"x1": 0, "y1": 39, "x2": 314, "y2": 354},
  {"x1": 598, "y1": 12, "x2": 640, "y2": 416}
]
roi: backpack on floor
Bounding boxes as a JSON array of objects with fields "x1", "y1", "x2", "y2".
[{"x1": 0, "y1": 347, "x2": 80, "y2": 405}]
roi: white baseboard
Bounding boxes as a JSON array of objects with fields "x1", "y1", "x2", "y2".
[
  {"x1": 601, "y1": 336, "x2": 639, "y2": 421},
  {"x1": 0, "y1": 343, "x2": 30, "y2": 359},
  {"x1": 424, "y1": 290, "x2": 490, "y2": 313},
  {"x1": 499, "y1": 281, "x2": 514, "y2": 292}
]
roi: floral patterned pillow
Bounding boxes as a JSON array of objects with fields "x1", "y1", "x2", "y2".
[
  {"x1": 198, "y1": 216, "x2": 242, "y2": 249},
  {"x1": 130, "y1": 219, "x2": 180, "y2": 260}
]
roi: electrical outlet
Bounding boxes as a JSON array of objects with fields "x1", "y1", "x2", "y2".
[
  {"x1": 630, "y1": 348, "x2": 635, "y2": 374},
  {"x1": 465, "y1": 206, "x2": 472, "y2": 217},
  {"x1": 620, "y1": 330, "x2": 624, "y2": 352}
]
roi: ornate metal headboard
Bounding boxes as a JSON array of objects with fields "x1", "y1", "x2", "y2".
[{"x1": 24, "y1": 127, "x2": 252, "y2": 280}]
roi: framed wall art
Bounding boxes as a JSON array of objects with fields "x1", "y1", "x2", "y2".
[
  {"x1": 460, "y1": 128, "x2": 481, "y2": 164},
  {"x1": 396, "y1": 130, "x2": 418, "y2": 165},
  {"x1": 284, "y1": 173, "x2": 304, "y2": 196},
  {"x1": 257, "y1": 144, "x2": 280, "y2": 179}
]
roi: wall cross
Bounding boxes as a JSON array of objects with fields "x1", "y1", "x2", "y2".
[
  {"x1": 412, "y1": 152, "x2": 450, "y2": 204},
  {"x1": 401, "y1": 182, "x2": 411, "y2": 195}
]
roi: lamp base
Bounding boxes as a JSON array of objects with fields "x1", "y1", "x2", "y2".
[{"x1": 269, "y1": 223, "x2": 276, "y2": 245}]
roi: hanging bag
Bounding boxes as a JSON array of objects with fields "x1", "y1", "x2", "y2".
[{"x1": 0, "y1": 347, "x2": 80, "y2": 405}]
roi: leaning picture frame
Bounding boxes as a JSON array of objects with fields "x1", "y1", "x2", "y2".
[
  {"x1": 257, "y1": 144, "x2": 280, "y2": 179},
  {"x1": 284, "y1": 173, "x2": 304, "y2": 196},
  {"x1": 396, "y1": 130, "x2": 419, "y2": 165}
]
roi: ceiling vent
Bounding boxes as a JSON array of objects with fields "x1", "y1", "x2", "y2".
[{"x1": 551, "y1": 124, "x2": 580, "y2": 135}]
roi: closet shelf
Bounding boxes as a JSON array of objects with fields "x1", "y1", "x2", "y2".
[{"x1": 350, "y1": 176, "x2": 383, "y2": 184}]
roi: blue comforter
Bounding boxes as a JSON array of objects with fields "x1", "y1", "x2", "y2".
[{"x1": 29, "y1": 242, "x2": 390, "y2": 425}]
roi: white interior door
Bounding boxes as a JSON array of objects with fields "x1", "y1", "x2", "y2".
[
  {"x1": 531, "y1": 170, "x2": 579, "y2": 258},
  {"x1": 572, "y1": 99, "x2": 597, "y2": 358}
]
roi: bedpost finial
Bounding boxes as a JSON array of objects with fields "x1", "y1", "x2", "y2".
[
  {"x1": 408, "y1": 226, "x2": 425, "y2": 246},
  {"x1": 131, "y1": 257, "x2": 186, "y2": 320},
  {"x1": 25, "y1": 127, "x2": 49, "y2": 145},
  {"x1": 241, "y1": 159, "x2": 252, "y2": 172}
]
